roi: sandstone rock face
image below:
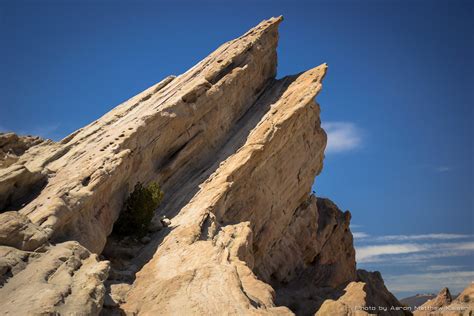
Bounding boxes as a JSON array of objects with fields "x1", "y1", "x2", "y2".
[
  {"x1": 0, "y1": 16, "x2": 406, "y2": 315},
  {"x1": 3, "y1": 17, "x2": 283, "y2": 254},
  {"x1": 121, "y1": 60, "x2": 328, "y2": 315},
  {"x1": 0, "y1": 211, "x2": 48, "y2": 251},
  {"x1": 0, "y1": 241, "x2": 109, "y2": 315},
  {"x1": 0, "y1": 133, "x2": 54, "y2": 212},
  {"x1": 272, "y1": 198, "x2": 357, "y2": 315},
  {"x1": 316, "y1": 270, "x2": 408, "y2": 316},
  {"x1": 414, "y1": 283, "x2": 474, "y2": 316},
  {"x1": 0, "y1": 133, "x2": 47, "y2": 168},
  {"x1": 0, "y1": 164, "x2": 46, "y2": 211}
]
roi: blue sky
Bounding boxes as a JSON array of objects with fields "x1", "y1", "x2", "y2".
[{"x1": 1, "y1": 0, "x2": 472, "y2": 298}]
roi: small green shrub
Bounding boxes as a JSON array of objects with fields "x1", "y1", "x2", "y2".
[{"x1": 114, "y1": 182, "x2": 163, "y2": 238}]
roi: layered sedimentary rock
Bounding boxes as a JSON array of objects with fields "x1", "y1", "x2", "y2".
[
  {"x1": 121, "y1": 60, "x2": 328, "y2": 315},
  {"x1": 414, "y1": 283, "x2": 474, "y2": 316},
  {"x1": 0, "y1": 17, "x2": 406, "y2": 315},
  {"x1": 0, "y1": 242, "x2": 109, "y2": 315}
]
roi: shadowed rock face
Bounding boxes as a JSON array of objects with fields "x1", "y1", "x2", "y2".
[{"x1": 0, "y1": 17, "x2": 410, "y2": 315}]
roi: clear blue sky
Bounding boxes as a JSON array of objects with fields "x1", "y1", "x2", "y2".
[{"x1": 1, "y1": 0, "x2": 472, "y2": 298}]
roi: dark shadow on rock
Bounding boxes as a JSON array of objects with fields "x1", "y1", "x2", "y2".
[{"x1": 157, "y1": 74, "x2": 300, "y2": 221}]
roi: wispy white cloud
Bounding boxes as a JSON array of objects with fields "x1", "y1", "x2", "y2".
[
  {"x1": 322, "y1": 121, "x2": 362, "y2": 153},
  {"x1": 426, "y1": 265, "x2": 465, "y2": 271},
  {"x1": 385, "y1": 271, "x2": 474, "y2": 294},
  {"x1": 388, "y1": 247, "x2": 474, "y2": 265},
  {"x1": 356, "y1": 232, "x2": 474, "y2": 296},
  {"x1": 357, "y1": 243, "x2": 425, "y2": 262},
  {"x1": 356, "y1": 233, "x2": 472, "y2": 242},
  {"x1": 353, "y1": 232, "x2": 370, "y2": 239},
  {"x1": 356, "y1": 241, "x2": 474, "y2": 263}
]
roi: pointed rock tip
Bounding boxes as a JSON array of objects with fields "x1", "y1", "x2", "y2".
[
  {"x1": 320, "y1": 63, "x2": 328, "y2": 77},
  {"x1": 254, "y1": 16, "x2": 284, "y2": 31},
  {"x1": 440, "y1": 287, "x2": 451, "y2": 294},
  {"x1": 273, "y1": 15, "x2": 284, "y2": 22},
  {"x1": 306, "y1": 63, "x2": 328, "y2": 72},
  {"x1": 317, "y1": 62, "x2": 328, "y2": 72},
  {"x1": 300, "y1": 63, "x2": 328, "y2": 80},
  {"x1": 265, "y1": 15, "x2": 283, "y2": 24}
]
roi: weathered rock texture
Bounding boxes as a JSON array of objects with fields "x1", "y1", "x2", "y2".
[
  {"x1": 0, "y1": 133, "x2": 47, "y2": 168},
  {"x1": 0, "y1": 17, "x2": 406, "y2": 315},
  {"x1": 414, "y1": 283, "x2": 474, "y2": 316},
  {"x1": 316, "y1": 270, "x2": 409, "y2": 316}
]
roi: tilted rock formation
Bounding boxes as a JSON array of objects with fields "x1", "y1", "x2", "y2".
[
  {"x1": 0, "y1": 17, "x2": 406, "y2": 315},
  {"x1": 121, "y1": 60, "x2": 328, "y2": 315},
  {"x1": 414, "y1": 283, "x2": 473, "y2": 316},
  {"x1": 415, "y1": 287, "x2": 453, "y2": 313}
]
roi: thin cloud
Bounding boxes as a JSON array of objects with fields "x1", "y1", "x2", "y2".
[
  {"x1": 357, "y1": 243, "x2": 425, "y2": 262},
  {"x1": 353, "y1": 232, "x2": 370, "y2": 239},
  {"x1": 426, "y1": 265, "x2": 465, "y2": 271},
  {"x1": 365, "y1": 233, "x2": 472, "y2": 242},
  {"x1": 388, "y1": 246, "x2": 474, "y2": 265},
  {"x1": 322, "y1": 121, "x2": 362, "y2": 153},
  {"x1": 356, "y1": 241, "x2": 474, "y2": 263}
]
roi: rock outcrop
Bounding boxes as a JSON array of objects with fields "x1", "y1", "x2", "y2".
[
  {"x1": 414, "y1": 283, "x2": 473, "y2": 316},
  {"x1": 0, "y1": 133, "x2": 54, "y2": 211},
  {"x1": 0, "y1": 133, "x2": 47, "y2": 168},
  {"x1": 315, "y1": 270, "x2": 408, "y2": 316},
  {"x1": 0, "y1": 16, "x2": 406, "y2": 315},
  {"x1": 415, "y1": 288, "x2": 453, "y2": 313},
  {"x1": 0, "y1": 241, "x2": 109, "y2": 315}
]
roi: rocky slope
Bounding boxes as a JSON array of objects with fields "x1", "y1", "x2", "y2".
[{"x1": 0, "y1": 17, "x2": 409, "y2": 315}]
